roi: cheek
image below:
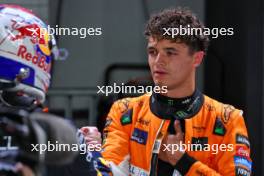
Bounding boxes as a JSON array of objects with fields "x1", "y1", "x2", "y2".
[
  {"x1": 170, "y1": 59, "x2": 193, "y2": 76},
  {"x1": 148, "y1": 58, "x2": 154, "y2": 70}
]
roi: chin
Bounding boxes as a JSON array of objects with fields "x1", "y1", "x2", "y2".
[{"x1": 153, "y1": 80, "x2": 166, "y2": 87}]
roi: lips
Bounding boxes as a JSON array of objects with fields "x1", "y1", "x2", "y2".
[{"x1": 153, "y1": 70, "x2": 168, "y2": 75}]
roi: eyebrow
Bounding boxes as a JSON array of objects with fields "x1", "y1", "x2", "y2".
[
  {"x1": 147, "y1": 46, "x2": 156, "y2": 50},
  {"x1": 163, "y1": 47, "x2": 179, "y2": 52}
]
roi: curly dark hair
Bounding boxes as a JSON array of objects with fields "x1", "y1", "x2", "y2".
[{"x1": 145, "y1": 7, "x2": 209, "y2": 54}]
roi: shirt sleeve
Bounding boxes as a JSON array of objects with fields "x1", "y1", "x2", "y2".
[{"x1": 101, "y1": 99, "x2": 133, "y2": 175}]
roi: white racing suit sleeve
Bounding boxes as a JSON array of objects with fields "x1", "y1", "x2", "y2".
[{"x1": 109, "y1": 155, "x2": 130, "y2": 176}]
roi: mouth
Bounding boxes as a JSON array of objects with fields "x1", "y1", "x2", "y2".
[{"x1": 153, "y1": 70, "x2": 168, "y2": 75}]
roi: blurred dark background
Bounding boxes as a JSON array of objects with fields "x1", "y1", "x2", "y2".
[{"x1": 1, "y1": 0, "x2": 262, "y2": 175}]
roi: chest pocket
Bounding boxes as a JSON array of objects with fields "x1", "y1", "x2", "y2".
[{"x1": 184, "y1": 104, "x2": 229, "y2": 167}]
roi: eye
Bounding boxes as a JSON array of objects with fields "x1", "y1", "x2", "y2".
[
  {"x1": 148, "y1": 49, "x2": 158, "y2": 56},
  {"x1": 166, "y1": 51, "x2": 177, "y2": 56}
]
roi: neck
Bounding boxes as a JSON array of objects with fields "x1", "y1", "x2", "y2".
[{"x1": 162, "y1": 78, "x2": 195, "y2": 98}]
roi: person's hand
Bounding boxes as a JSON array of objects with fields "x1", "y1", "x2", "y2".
[
  {"x1": 80, "y1": 126, "x2": 102, "y2": 145},
  {"x1": 159, "y1": 120, "x2": 185, "y2": 166},
  {"x1": 15, "y1": 163, "x2": 35, "y2": 176}
]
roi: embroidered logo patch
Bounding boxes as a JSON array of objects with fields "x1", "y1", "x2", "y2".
[
  {"x1": 236, "y1": 134, "x2": 250, "y2": 148},
  {"x1": 120, "y1": 109, "x2": 133, "y2": 125},
  {"x1": 235, "y1": 166, "x2": 250, "y2": 176},
  {"x1": 213, "y1": 117, "x2": 226, "y2": 136},
  {"x1": 234, "y1": 156, "x2": 252, "y2": 171},
  {"x1": 131, "y1": 128, "x2": 148, "y2": 145}
]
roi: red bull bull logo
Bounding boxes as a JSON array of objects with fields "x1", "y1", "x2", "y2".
[{"x1": 11, "y1": 22, "x2": 52, "y2": 72}]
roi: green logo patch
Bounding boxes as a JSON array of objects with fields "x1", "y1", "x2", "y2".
[
  {"x1": 120, "y1": 109, "x2": 132, "y2": 125},
  {"x1": 214, "y1": 127, "x2": 225, "y2": 135},
  {"x1": 213, "y1": 117, "x2": 226, "y2": 136}
]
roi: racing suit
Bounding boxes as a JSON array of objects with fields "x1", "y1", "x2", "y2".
[{"x1": 101, "y1": 89, "x2": 252, "y2": 176}]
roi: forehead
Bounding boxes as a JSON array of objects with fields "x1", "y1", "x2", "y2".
[{"x1": 147, "y1": 36, "x2": 188, "y2": 50}]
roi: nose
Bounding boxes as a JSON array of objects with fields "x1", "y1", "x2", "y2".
[{"x1": 155, "y1": 53, "x2": 166, "y2": 65}]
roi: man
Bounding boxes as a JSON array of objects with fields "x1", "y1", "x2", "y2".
[{"x1": 100, "y1": 8, "x2": 252, "y2": 176}]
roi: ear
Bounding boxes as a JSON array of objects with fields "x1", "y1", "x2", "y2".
[{"x1": 193, "y1": 51, "x2": 205, "y2": 68}]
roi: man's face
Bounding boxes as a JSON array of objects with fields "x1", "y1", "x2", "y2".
[{"x1": 147, "y1": 37, "x2": 202, "y2": 91}]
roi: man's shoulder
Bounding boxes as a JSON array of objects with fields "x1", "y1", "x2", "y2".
[
  {"x1": 111, "y1": 93, "x2": 150, "y2": 113},
  {"x1": 203, "y1": 94, "x2": 244, "y2": 124}
]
